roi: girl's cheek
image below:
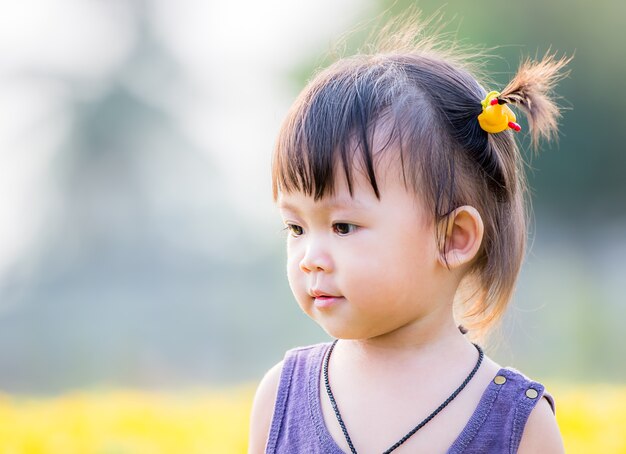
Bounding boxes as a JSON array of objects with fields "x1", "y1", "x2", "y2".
[
  {"x1": 286, "y1": 241, "x2": 305, "y2": 270},
  {"x1": 285, "y1": 242, "x2": 299, "y2": 265},
  {"x1": 286, "y1": 257, "x2": 304, "y2": 292}
]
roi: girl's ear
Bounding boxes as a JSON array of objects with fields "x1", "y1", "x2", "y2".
[{"x1": 437, "y1": 206, "x2": 484, "y2": 270}]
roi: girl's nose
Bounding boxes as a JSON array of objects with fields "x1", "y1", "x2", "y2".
[{"x1": 299, "y1": 243, "x2": 333, "y2": 273}]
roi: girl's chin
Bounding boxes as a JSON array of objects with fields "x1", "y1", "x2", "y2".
[{"x1": 316, "y1": 322, "x2": 370, "y2": 340}]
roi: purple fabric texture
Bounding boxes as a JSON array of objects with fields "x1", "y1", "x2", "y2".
[{"x1": 265, "y1": 342, "x2": 555, "y2": 454}]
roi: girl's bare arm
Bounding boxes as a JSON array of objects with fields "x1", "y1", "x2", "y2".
[
  {"x1": 248, "y1": 361, "x2": 283, "y2": 454},
  {"x1": 517, "y1": 398, "x2": 565, "y2": 453}
]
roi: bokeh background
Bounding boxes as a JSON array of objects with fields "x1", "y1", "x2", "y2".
[{"x1": 0, "y1": 0, "x2": 624, "y2": 452}]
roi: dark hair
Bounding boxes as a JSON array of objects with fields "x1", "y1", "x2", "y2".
[{"x1": 271, "y1": 13, "x2": 571, "y2": 338}]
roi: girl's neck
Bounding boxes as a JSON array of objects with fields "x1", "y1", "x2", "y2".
[{"x1": 335, "y1": 313, "x2": 474, "y2": 372}]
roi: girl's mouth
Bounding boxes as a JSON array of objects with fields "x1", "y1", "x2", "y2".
[{"x1": 314, "y1": 295, "x2": 344, "y2": 309}]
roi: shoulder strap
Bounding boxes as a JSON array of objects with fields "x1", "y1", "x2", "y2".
[
  {"x1": 449, "y1": 367, "x2": 555, "y2": 454},
  {"x1": 264, "y1": 347, "x2": 297, "y2": 453},
  {"x1": 506, "y1": 368, "x2": 553, "y2": 453},
  {"x1": 265, "y1": 343, "x2": 331, "y2": 454}
]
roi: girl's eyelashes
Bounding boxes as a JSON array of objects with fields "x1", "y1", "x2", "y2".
[
  {"x1": 282, "y1": 222, "x2": 358, "y2": 237},
  {"x1": 284, "y1": 223, "x2": 304, "y2": 237},
  {"x1": 333, "y1": 223, "x2": 357, "y2": 235}
]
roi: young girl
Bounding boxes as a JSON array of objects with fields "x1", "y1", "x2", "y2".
[{"x1": 249, "y1": 13, "x2": 570, "y2": 454}]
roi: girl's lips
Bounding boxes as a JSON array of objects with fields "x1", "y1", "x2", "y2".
[{"x1": 313, "y1": 295, "x2": 344, "y2": 309}]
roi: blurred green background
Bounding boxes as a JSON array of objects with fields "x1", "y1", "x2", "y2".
[{"x1": 0, "y1": 0, "x2": 624, "y2": 397}]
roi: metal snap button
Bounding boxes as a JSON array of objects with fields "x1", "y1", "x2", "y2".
[
  {"x1": 526, "y1": 388, "x2": 539, "y2": 399},
  {"x1": 493, "y1": 375, "x2": 506, "y2": 385}
]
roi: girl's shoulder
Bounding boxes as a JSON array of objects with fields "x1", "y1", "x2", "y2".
[
  {"x1": 489, "y1": 364, "x2": 563, "y2": 453},
  {"x1": 471, "y1": 353, "x2": 557, "y2": 420},
  {"x1": 248, "y1": 342, "x2": 331, "y2": 454},
  {"x1": 448, "y1": 355, "x2": 562, "y2": 453},
  {"x1": 489, "y1": 364, "x2": 562, "y2": 453},
  {"x1": 283, "y1": 341, "x2": 333, "y2": 356},
  {"x1": 248, "y1": 360, "x2": 284, "y2": 453}
]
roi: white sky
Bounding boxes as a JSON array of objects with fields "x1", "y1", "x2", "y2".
[{"x1": 0, "y1": 0, "x2": 371, "y2": 274}]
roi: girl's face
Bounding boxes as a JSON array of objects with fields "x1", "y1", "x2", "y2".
[{"x1": 278, "y1": 155, "x2": 450, "y2": 340}]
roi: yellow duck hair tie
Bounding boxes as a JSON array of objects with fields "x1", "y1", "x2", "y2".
[{"x1": 477, "y1": 91, "x2": 522, "y2": 134}]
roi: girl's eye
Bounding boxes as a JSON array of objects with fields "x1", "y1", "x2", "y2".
[
  {"x1": 333, "y1": 223, "x2": 357, "y2": 235},
  {"x1": 284, "y1": 224, "x2": 303, "y2": 237}
]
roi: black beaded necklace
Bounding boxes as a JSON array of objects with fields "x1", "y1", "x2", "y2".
[{"x1": 322, "y1": 339, "x2": 484, "y2": 454}]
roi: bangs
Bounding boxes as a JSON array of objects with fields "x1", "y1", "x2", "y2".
[{"x1": 272, "y1": 60, "x2": 406, "y2": 201}]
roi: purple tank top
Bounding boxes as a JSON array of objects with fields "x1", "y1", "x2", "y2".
[{"x1": 265, "y1": 342, "x2": 555, "y2": 453}]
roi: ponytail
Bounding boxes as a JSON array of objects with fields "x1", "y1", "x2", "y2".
[
  {"x1": 458, "y1": 51, "x2": 572, "y2": 340},
  {"x1": 498, "y1": 51, "x2": 573, "y2": 149}
]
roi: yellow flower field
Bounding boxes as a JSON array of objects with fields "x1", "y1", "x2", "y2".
[
  {"x1": 0, "y1": 387, "x2": 255, "y2": 454},
  {"x1": 553, "y1": 384, "x2": 626, "y2": 454},
  {"x1": 0, "y1": 384, "x2": 624, "y2": 453}
]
